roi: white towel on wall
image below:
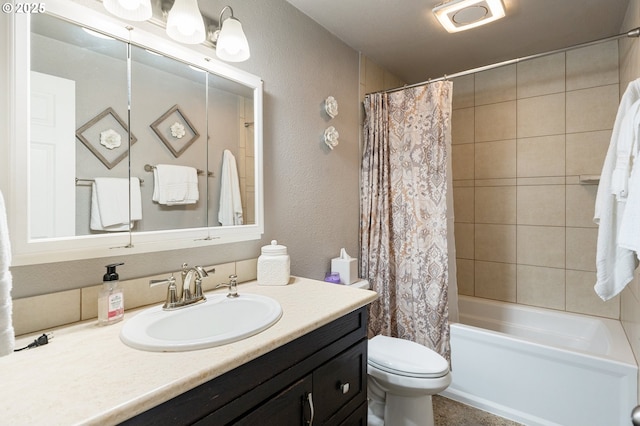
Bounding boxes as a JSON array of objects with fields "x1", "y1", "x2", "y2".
[
  {"x1": 152, "y1": 165, "x2": 199, "y2": 206},
  {"x1": 90, "y1": 177, "x2": 142, "y2": 231},
  {"x1": 0, "y1": 189, "x2": 13, "y2": 356},
  {"x1": 594, "y1": 79, "x2": 640, "y2": 301},
  {"x1": 617, "y1": 102, "x2": 640, "y2": 254},
  {"x1": 218, "y1": 150, "x2": 243, "y2": 226}
]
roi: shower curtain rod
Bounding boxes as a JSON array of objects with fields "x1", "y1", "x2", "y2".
[{"x1": 371, "y1": 27, "x2": 640, "y2": 96}]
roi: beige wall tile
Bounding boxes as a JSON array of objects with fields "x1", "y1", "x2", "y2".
[
  {"x1": 475, "y1": 101, "x2": 516, "y2": 142},
  {"x1": 452, "y1": 107, "x2": 474, "y2": 145},
  {"x1": 517, "y1": 93, "x2": 565, "y2": 138},
  {"x1": 516, "y1": 265, "x2": 565, "y2": 310},
  {"x1": 455, "y1": 223, "x2": 475, "y2": 259},
  {"x1": 456, "y1": 259, "x2": 474, "y2": 296},
  {"x1": 517, "y1": 185, "x2": 565, "y2": 226},
  {"x1": 453, "y1": 186, "x2": 474, "y2": 223},
  {"x1": 475, "y1": 186, "x2": 516, "y2": 224},
  {"x1": 566, "y1": 184, "x2": 598, "y2": 227},
  {"x1": 517, "y1": 52, "x2": 565, "y2": 98},
  {"x1": 475, "y1": 261, "x2": 516, "y2": 302},
  {"x1": 517, "y1": 177, "x2": 565, "y2": 186},
  {"x1": 452, "y1": 74, "x2": 474, "y2": 109},
  {"x1": 236, "y1": 258, "x2": 258, "y2": 282},
  {"x1": 566, "y1": 270, "x2": 619, "y2": 318},
  {"x1": 565, "y1": 130, "x2": 611, "y2": 176},
  {"x1": 452, "y1": 143, "x2": 475, "y2": 180},
  {"x1": 13, "y1": 290, "x2": 80, "y2": 336},
  {"x1": 475, "y1": 64, "x2": 516, "y2": 105},
  {"x1": 566, "y1": 84, "x2": 619, "y2": 133},
  {"x1": 475, "y1": 224, "x2": 516, "y2": 263},
  {"x1": 517, "y1": 225, "x2": 565, "y2": 268},
  {"x1": 566, "y1": 40, "x2": 619, "y2": 91},
  {"x1": 516, "y1": 135, "x2": 565, "y2": 177},
  {"x1": 475, "y1": 140, "x2": 516, "y2": 179},
  {"x1": 566, "y1": 227, "x2": 597, "y2": 272}
]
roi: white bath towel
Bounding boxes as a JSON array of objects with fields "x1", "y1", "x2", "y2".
[
  {"x1": 152, "y1": 165, "x2": 199, "y2": 206},
  {"x1": 594, "y1": 79, "x2": 640, "y2": 301},
  {"x1": 617, "y1": 102, "x2": 640, "y2": 254},
  {"x1": 0, "y1": 189, "x2": 13, "y2": 356},
  {"x1": 218, "y1": 150, "x2": 243, "y2": 226},
  {"x1": 0, "y1": 271, "x2": 12, "y2": 304},
  {"x1": 90, "y1": 177, "x2": 142, "y2": 231}
]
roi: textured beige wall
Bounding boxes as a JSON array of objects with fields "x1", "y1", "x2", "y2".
[
  {"x1": 451, "y1": 40, "x2": 621, "y2": 318},
  {"x1": 4, "y1": 0, "x2": 360, "y2": 298}
]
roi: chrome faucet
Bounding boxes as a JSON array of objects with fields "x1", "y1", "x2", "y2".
[
  {"x1": 215, "y1": 274, "x2": 239, "y2": 298},
  {"x1": 150, "y1": 263, "x2": 212, "y2": 310}
]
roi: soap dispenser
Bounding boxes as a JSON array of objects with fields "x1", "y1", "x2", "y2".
[{"x1": 98, "y1": 262, "x2": 125, "y2": 326}]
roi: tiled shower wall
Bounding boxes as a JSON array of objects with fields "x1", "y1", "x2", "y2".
[{"x1": 452, "y1": 40, "x2": 621, "y2": 319}]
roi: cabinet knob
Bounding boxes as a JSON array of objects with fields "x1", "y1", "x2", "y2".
[{"x1": 340, "y1": 382, "x2": 350, "y2": 394}]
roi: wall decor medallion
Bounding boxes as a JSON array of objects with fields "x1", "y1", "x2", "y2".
[
  {"x1": 150, "y1": 104, "x2": 200, "y2": 157},
  {"x1": 324, "y1": 96, "x2": 338, "y2": 118},
  {"x1": 76, "y1": 107, "x2": 137, "y2": 170},
  {"x1": 324, "y1": 126, "x2": 339, "y2": 150}
]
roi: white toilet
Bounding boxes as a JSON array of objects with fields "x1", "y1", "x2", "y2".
[
  {"x1": 347, "y1": 279, "x2": 451, "y2": 425},
  {"x1": 367, "y1": 335, "x2": 452, "y2": 426}
]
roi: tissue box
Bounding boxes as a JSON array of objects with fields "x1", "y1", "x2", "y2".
[{"x1": 331, "y1": 256, "x2": 357, "y2": 285}]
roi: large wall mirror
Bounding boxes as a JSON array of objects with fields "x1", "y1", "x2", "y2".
[{"x1": 9, "y1": 1, "x2": 263, "y2": 265}]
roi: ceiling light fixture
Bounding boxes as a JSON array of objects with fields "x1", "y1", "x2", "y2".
[
  {"x1": 165, "y1": 0, "x2": 206, "y2": 44},
  {"x1": 433, "y1": 0, "x2": 505, "y2": 33},
  {"x1": 103, "y1": 0, "x2": 152, "y2": 22},
  {"x1": 211, "y1": 6, "x2": 251, "y2": 62}
]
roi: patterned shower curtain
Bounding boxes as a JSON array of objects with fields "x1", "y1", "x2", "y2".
[{"x1": 360, "y1": 82, "x2": 454, "y2": 361}]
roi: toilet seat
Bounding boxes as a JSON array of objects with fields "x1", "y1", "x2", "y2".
[{"x1": 368, "y1": 335, "x2": 449, "y2": 378}]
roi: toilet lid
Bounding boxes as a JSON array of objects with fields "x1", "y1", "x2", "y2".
[{"x1": 368, "y1": 335, "x2": 449, "y2": 378}]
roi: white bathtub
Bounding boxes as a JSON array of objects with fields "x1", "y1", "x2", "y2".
[{"x1": 441, "y1": 295, "x2": 638, "y2": 426}]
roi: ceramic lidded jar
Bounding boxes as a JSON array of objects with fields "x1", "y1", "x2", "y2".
[{"x1": 257, "y1": 240, "x2": 290, "y2": 286}]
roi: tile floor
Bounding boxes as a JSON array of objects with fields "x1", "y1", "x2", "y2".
[{"x1": 433, "y1": 395, "x2": 524, "y2": 426}]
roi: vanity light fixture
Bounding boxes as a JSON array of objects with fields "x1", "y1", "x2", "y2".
[
  {"x1": 103, "y1": 0, "x2": 152, "y2": 21},
  {"x1": 211, "y1": 6, "x2": 251, "y2": 62},
  {"x1": 433, "y1": 0, "x2": 505, "y2": 33},
  {"x1": 165, "y1": 0, "x2": 206, "y2": 44}
]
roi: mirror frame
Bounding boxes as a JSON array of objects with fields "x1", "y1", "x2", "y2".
[{"x1": 9, "y1": 0, "x2": 264, "y2": 265}]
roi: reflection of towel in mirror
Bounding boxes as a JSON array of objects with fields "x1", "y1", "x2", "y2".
[
  {"x1": 218, "y1": 150, "x2": 243, "y2": 226},
  {"x1": 90, "y1": 177, "x2": 142, "y2": 231},
  {"x1": 152, "y1": 164, "x2": 199, "y2": 206},
  {"x1": 0, "y1": 189, "x2": 13, "y2": 356}
]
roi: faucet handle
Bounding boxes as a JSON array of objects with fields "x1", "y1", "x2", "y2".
[
  {"x1": 150, "y1": 275, "x2": 179, "y2": 309},
  {"x1": 215, "y1": 274, "x2": 239, "y2": 298}
]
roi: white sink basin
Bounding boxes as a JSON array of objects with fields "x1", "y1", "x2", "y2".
[{"x1": 120, "y1": 293, "x2": 282, "y2": 352}]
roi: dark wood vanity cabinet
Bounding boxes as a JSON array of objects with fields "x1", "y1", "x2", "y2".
[{"x1": 121, "y1": 306, "x2": 369, "y2": 426}]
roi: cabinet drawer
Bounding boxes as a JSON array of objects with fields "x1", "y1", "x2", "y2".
[{"x1": 313, "y1": 339, "x2": 367, "y2": 425}]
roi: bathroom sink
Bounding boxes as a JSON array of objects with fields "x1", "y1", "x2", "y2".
[{"x1": 120, "y1": 293, "x2": 282, "y2": 352}]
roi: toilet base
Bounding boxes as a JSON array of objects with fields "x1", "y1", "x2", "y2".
[
  {"x1": 385, "y1": 393, "x2": 434, "y2": 426},
  {"x1": 368, "y1": 378, "x2": 436, "y2": 426}
]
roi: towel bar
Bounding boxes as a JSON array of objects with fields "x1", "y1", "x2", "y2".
[
  {"x1": 75, "y1": 177, "x2": 144, "y2": 184},
  {"x1": 144, "y1": 164, "x2": 213, "y2": 177}
]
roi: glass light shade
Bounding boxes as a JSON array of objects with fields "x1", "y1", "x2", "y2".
[
  {"x1": 433, "y1": 0, "x2": 505, "y2": 33},
  {"x1": 103, "y1": 0, "x2": 152, "y2": 21},
  {"x1": 166, "y1": 0, "x2": 206, "y2": 44},
  {"x1": 216, "y1": 17, "x2": 250, "y2": 62}
]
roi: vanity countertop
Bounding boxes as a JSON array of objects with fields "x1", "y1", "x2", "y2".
[{"x1": 0, "y1": 277, "x2": 377, "y2": 425}]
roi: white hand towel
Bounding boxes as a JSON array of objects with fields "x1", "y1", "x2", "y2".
[
  {"x1": 594, "y1": 79, "x2": 640, "y2": 301},
  {"x1": 0, "y1": 190, "x2": 13, "y2": 356},
  {"x1": 90, "y1": 178, "x2": 142, "y2": 231},
  {"x1": 152, "y1": 165, "x2": 199, "y2": 206},
  {"x1": 218, "y1": 150, "x2": 243, "y2": 226}
]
